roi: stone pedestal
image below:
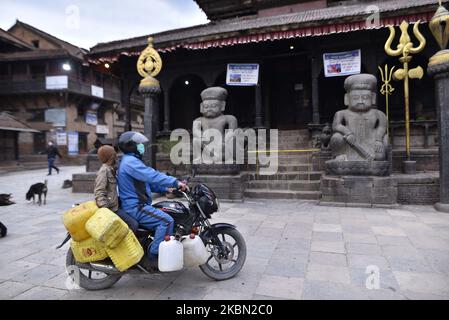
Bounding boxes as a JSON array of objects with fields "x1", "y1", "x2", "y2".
[
  {"x1": 428, "y1": 52, "x2": 449, "y2": 213},
  {"x1": 320, "y1": 175, "x2": 398, "y2": 207},
  {"x1": 403, "y1": 160, "x2": 417, "y2": 174},
  {"x1": 191, "y1": 175, "x2": 244, "y2": 202},
  {"x1": 191, "y1": 166, "x2": 244, "y2": 202},
  {"x1": 72, "y1": 173, "x2": 97, "y2": 193}
]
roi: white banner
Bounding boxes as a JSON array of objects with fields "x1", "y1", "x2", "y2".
[
  {"x1": 226, "y1": 64, "x2": 259, "y2": 86},
  {"x1": 96, "y1": 125, "x2": 109, "y2": 135},
  {"x1": 91, "y1": 85, "x2": 104, "y2": 98},
  {"x1": 85, "y1": 112, "x2": 98, "y2": 126},
  {"x1": 67, "y1": 131, "x2": 79, "y2": 155},
  {"x1": 56, "y1": 131, "x2": 67, "y2": 146},
  {"x1": 323, "y1": 50, "x2": 361, "y2": 77},
  {"x1": 46, "y1": 76, "x2": 68, "y2": 90}
]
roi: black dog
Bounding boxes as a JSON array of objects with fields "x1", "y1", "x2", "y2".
[
  {"x1": 26, "y1": 180, "x2": 48, "y2": 206},
  {"x1": 0, "y1": 222, "x2": 7, "y2": 238},
  {"x1": 0, "y1": 194, "x2": 15, "y2": 206}
]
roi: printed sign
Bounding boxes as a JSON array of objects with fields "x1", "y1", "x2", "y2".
[
  {"x1": 91, "y1": 85, "x2": 104, "y2": 98},
  {"x1": 67, "y1": 131, "x2": 79, "y2": 155},
  {"x1": 45, "y1": 108, "x2": 66, "y2": 127},
  {"x1": 56, "y1": 130, "x2": 67, "y2": 146},
  {"x1": 46, "y1": 76, "x2": 68, "y2": 90},
  {"x1": 96, "y1": 125, "x2": 109, "y2": 135},
  {"x1": 226, "y1": 64, "x2": 259, "y2": 86},
  {"x1": 85, "y1": 112, "x2": 98, "y2": 126},
  {"x1": 323, "y1": 50, "x2": 361, "y2": 77}
]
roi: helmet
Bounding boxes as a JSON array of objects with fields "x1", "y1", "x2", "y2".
[
  {"x1": 193, "y1": 184, "x2": 219, "y2": 218},
  {"x1": 118, "y1": 131, "x2": 149, "y2": 154}
]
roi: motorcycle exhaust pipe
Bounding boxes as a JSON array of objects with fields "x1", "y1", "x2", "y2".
[{"x1": 77, "y1": 262, "x2": 122, "y2": 274}]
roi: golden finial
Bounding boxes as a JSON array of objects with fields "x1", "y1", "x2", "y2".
[
  {"x1": 429, "y1": 1, "x2": 449, "y2": 51},
  {"x1": 137, "y1": 37, "x2": 162, "y2": 80}
]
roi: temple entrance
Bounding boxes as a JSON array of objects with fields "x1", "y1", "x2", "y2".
[
  {"x1": 169, "y1": 74, "x2": 206, "y2": 131},
  {"x1": 0, "y1": 130, "x2": 18, "y2": 161},
  {"x1": 267, "y1": 55, "x2": 311, "y2": 130},
  {"x1": 214, "y1": 72, "x2": 255, "y2": 129},
  {"x1": 318, "y1": 65, "x2": 369, "y2": 124}
]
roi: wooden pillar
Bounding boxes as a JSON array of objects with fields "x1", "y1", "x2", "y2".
[
  {"x1": 163, "y1": 87, "x2": 171, "y2": 132},
  {"x1": 255, "y1": 63, "x2": 264, "y2": 128},
  {"x1": 121, "y1": 78, "x2": 131, "y2": 132},
  {"x1": 263, "y1": 78, "x2": 271, "y2": 128},
  {"x1": 311, "y1": 55, "x2": 321, "y2": 125}
]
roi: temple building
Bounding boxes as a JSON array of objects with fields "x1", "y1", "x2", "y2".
[
  {"x1": 0, "y1": 21, "x2": 145, "y2": 165},
  {"x1": 88, "y1": 0, "x2": 444, "y2": 177}
]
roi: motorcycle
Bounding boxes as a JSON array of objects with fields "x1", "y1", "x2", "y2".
[{"x1": 63, "y1": 181, "x2": 247, "y2": 291}]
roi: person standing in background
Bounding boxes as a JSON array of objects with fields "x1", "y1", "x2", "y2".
[{"x1": 43, "y1": 141, "x2": 62, "y2": 176}]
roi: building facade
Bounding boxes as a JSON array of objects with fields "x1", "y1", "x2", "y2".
[
  {"x1": 0, "y1": 21, "x2": 145, "y2": 164},
  {"x1": 88, "y1": 0, "x2": 444, "y2": 173}
]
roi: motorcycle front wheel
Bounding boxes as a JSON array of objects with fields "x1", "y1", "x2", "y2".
[
  {"x1": 200, "y1": 227, "x2": 246, "y2": 281},
  {"x1": 65, "y1": 249, "x2": 122, "y2": 291}
]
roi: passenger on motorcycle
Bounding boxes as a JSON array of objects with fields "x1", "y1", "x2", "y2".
[
  {"x1": 117, "y1": 131, "x2": 187, "y2": 267},
  {"x1": 93, "y1": 145, "x2": 139, "y2": 231}
]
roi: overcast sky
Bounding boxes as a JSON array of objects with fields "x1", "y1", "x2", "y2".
[{"x1": 0, "y1": 0, "x2": 209, "y2": 49}]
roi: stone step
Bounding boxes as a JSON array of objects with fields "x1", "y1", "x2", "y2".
[
  {"x1": 245, "y1": 171, "x2": 323, "y2": 181},
  {"x1": 21, "y1": 162, "x2": 48, "y2": 169},
  {"x1": 247, "y1": 180, "x2": 321, "y2": 191},
  {"x1": 18, "y1": 155, "x2": 47, "y2": 163},
  {"x1": 244, "y1": 189, "x2": 321, "y2": 200}
]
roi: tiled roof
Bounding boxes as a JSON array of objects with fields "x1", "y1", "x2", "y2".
[
  {"x1": 0, "y1": 112, "x2": 40, "y2": 133},
  {"x1": 9, "y1": 20, "x2": 87, "y2": 60},
  {"x1": 0, "y1": 49, "x2": 71, "y2": 62},
  {"x1": 90, "y1": 0, "x2": 446, "y2": 56},
  {"x1": 0, "y1": 28, "x2": 34, "y2": 50}
]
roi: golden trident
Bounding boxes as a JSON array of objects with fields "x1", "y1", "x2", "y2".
[
  {"x1": 384, "y1": 20, "x2": 426, "y2": 160},
  {"x1": 378, "y1": 64, "x2": 395, "y2": 137}
]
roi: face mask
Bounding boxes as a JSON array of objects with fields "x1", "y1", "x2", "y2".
[{"x1": 137, "y1": 143, "x2": 145, "y2": 155}]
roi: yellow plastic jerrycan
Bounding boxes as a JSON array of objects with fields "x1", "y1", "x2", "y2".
[
  {"x1": 62, "y1": 201, "x2": 99, "y2": 241},
  {"x1": 71, "y1": 237, "x2": 108, "y2": 263},
  {"x1": 86, "y1": 208, "x2": 129, "y2": 249},
  {"x1": 106, "y1": 231, "x2": 144, "y2": 272}
]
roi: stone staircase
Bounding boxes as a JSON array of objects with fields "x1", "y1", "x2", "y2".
[{"x1": 244, "y1": 129, "x2": 323, "y2": 200}]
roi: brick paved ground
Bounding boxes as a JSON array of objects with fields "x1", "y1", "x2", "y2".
[{"x1": 1, "y1": 166, "x2": 448, "y2": 300}]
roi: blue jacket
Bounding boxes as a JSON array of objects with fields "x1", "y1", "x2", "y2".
[{"x1": 118, "y1": 153, "x2": 178, "y2": 215}]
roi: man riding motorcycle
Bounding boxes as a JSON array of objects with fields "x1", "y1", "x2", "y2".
[{"x1": 117, "y1": 131, "x2": 187, "y2": 269}]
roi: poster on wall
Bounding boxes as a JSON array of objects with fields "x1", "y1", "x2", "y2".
[
  {"x1": 91, "y1": 85, "x2": 104, "y2": 98},
  {"x1": 45, "y1": 109, "x2": 66, "y2": 127},
  {"x1": 226, "y1": 64, "x2": 259, "y2": 86},
  {"x1": 67, "y1": 131, "x2": 79, "y2": 155},
  {"x1": 323, "y1": 50, "x2": 361, "y2": 77},
  {"x1": 96, "y1": 125, "x2": 109, "y2": 135},
  {"x1": 46, "y1": 76, "x2": 68, "y2": 90},
  {"x1": 85, "y1": 112, "x2": 98, "y2": 126},
  {"x1": 56, "y1": 130, "x2": 67, "y2": 146}
]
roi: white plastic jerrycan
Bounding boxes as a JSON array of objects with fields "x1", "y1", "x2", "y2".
[
  {"x1": 182, "y1": 234, "x2": 209, "y2": 268},
  {"x1": 158, "y1": 236, "x2": 184, "y2": 272}
]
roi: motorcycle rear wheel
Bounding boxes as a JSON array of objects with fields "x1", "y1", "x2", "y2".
[
  {"x1": 200, "y1": 227, "x2": 246, "y2": 281},
  {"x1": 66, "y1": 249, "x2": 122, "y2": 291}
]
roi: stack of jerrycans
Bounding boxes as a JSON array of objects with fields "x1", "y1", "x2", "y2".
[
  {"x1": 62, "y1": 201, "x2": 108, "y2": 263},
  {"x1": 62, "y1": 201, "x2": 144, "y2": 272},
  {"x1": 86, "y1": 208, "x2": 143, "y2": 272}
]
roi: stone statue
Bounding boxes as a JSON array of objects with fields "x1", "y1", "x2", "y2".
[
  {"x1": 326, "y1": 74, "x2": 390, "y2": 176},
  {"x1": 193, "y1": 87, "x2": 242, "y2": 163},
  {"x1": 315, "y1": 123, "x2": 332, "y2": 151}
]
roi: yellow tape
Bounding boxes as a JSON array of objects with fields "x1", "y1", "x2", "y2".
[{"x1": 247, "y1": 149, "x2": 320, "y2": 154}]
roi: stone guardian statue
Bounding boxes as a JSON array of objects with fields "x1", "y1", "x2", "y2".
[
  {"x1": 326, "y1": 74, "x2": 390, "y2": 176},
  {"x1": 192, "y1": 87, "x2": 242, "y2": 164}
]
